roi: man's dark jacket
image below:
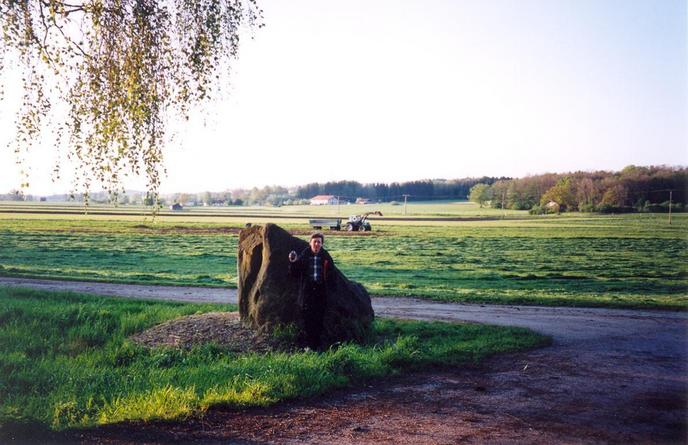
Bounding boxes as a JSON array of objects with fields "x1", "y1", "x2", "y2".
[{"x1": 288, "y1": 247, "x2": 337, "y2": 307}]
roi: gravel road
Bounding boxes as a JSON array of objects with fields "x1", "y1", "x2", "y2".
[{"x1": 2, "y1": 276, "x2": 687, "y2": 444}]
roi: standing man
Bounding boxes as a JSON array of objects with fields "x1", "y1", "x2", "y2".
[{"x1": 288, "y1": 233, "x2": 336, "y2": 350}]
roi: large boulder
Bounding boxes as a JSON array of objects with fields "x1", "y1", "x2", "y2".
[{"x1": 237, "y1": 223, "x2": 374, "y2": 345}]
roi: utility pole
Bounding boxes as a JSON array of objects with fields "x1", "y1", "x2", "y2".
[
  {"x1": 669, "y1": 190, "x2": 672, "y2": 225},
  {"x1": 501, "y1": 190, "x2": 506, "y2": 218},
  {"x1": 337, "y1": 195, "x2": 340, "y2": 216},
  {"x1": 402, "y1": 194, "x2": 410, "y2": 215}
]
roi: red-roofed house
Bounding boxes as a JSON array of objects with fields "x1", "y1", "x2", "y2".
[{"x1": 310, "y1": 195, "x2": 338, "y2": 205}]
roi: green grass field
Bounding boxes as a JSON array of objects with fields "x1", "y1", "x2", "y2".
[
  {"x1": 0, "y1": 202, "x2": 685, "y2": 309},
  {"x1": 0, "y1": 202, "x2": 684, "y2": 433},
  {"x1": 0, "y1": 287, "x2": 548, "y2": 433}
]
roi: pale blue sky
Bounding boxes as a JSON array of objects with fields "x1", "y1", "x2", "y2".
[{"x1": 1, "y1": 0, "x2": 686, "y2": 194}]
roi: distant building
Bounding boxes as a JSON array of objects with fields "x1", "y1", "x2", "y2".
[
  {"x1": 170, "y1": 203, "x2": 183, "y2": 211},
  {"x1": 355, "y1": 197, "x2": 371, "y2": 204},
  {"x1": 310, "y1": 195, "x2": 338, "y2": 205},
  {"x1": 545, "y1": 201, "x2": 560, "y2": 212}
]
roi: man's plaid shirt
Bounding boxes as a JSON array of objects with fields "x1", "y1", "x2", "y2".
[{"x1": 308, "y1": 253, "x2": 323, "y2": 283}]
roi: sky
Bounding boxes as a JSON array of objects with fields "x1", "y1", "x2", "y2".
[{"x1": 1, "y1": 0, "x2": 687, "y2": 195}]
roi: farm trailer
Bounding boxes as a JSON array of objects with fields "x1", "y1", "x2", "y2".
[{"x1": 308, "y1": 218, "x2": 342, "y2": 230}]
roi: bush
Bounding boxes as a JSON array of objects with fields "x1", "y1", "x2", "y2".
[
  {"x1": 597, "y1": 204, "x2": 615, "y2": 214},
  {"x1": 597, "y1": 204, "x2": 634, "y2": 214},
  {"x1": 529, "y1": 205, "x2": 544, "y2": 215},
  {"x1": 532, "y1": 204, "x2": 559, "y2": 214},
  {"x1": 511, "y1": 201, "x2": 533, "y2": 211},
  {"x1": 578, "y1": 203, "x2": 596, "y2": 213},
  {"x1": 646, "y1": 202, "x2": 686, "y2": 213}
]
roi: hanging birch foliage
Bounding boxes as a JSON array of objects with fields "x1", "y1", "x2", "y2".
[{"x1": 1, "y1": 0, "x2": 262, "y2": 203}]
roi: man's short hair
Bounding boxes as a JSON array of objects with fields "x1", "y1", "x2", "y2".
[{"x1": 310, "y1": 232, "x2": 324, "y2": 242}]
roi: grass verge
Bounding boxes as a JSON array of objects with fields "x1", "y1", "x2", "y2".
[{"x1": 0, "y1": 287, "x2": 549, "y2": 436}]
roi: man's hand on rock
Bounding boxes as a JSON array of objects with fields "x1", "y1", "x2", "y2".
[{"x1": 288, "y1": 250, "x2": 298, "y2": 263}]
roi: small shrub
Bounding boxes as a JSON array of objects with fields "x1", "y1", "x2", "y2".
[
  {"x1": 578, "y1": 203, "x2": 596, "y2": 213},
  {"x1": 529, "y1": 205, "x2": 544, "y2": 215},
  {"x1": 597, "y1": 204, "x2": 615, "y2": 213},
  {"x1": 598, "y1": 205, "x2": 634, "y2": 214}
]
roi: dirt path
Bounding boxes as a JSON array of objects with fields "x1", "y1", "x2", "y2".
[{"x1": 2, "y1": 277, "x2": 687, "y2": 444}]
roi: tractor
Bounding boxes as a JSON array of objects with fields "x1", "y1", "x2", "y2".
[{"x1": 345, "y1": 211, "x2": 382, "y2": 231}]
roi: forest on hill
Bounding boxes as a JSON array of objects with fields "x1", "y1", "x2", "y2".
[
  {"x1": 469, "y1": 165, "x2": 686, "y2": 213},
  {"x1": 297, "y1": 165, "x2": 686, "y2": 213}
]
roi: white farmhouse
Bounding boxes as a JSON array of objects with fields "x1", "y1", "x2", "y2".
[{"x1": 310, "y1": 195, "x2": 338, "y2": 205}]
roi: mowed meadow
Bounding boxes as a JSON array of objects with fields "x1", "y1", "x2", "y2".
[{"x1": 1, "y1": 201, "x2": 686, "y2": 309}]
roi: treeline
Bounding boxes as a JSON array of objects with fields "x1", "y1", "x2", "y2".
[
  {"x1": 468, "y1": 165, "x2": 687, "y2": 213},
  {"x1": 162, "y1": 177, "x2": 506, "y2": 207},
  {"x1": 7, "y1": 165, "x2": 685, "y2": 212},
  {"x1": 296, "y1": 177, "x2": 506, "y2": 202}
]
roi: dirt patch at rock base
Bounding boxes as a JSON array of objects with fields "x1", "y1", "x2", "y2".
[{"x1": 130, "y1": 311, "x2": 286, "y2": 353}]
